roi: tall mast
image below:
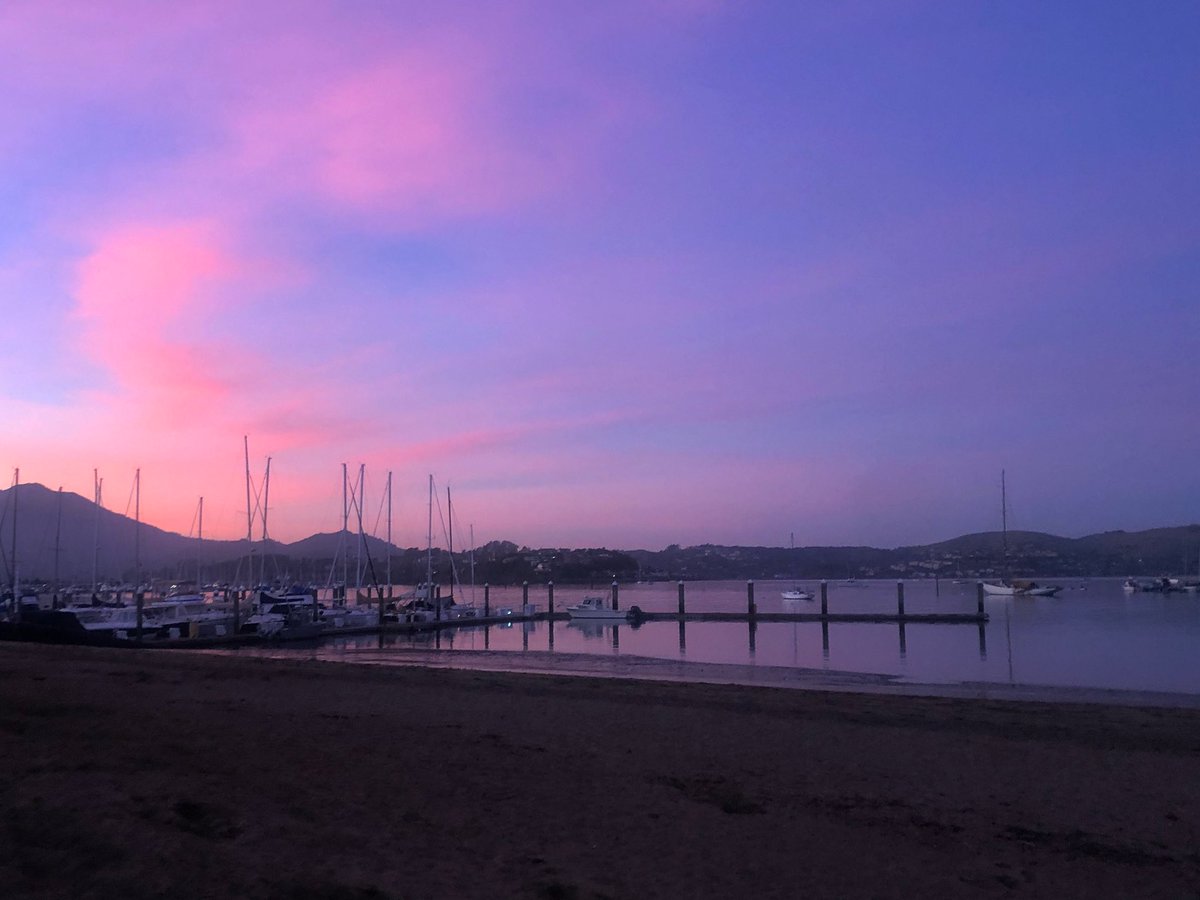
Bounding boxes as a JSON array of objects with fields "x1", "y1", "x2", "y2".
[
  {"x1": 356, "y1": 464, "x2": 365, "y2": 590},
  {"x1": 197, "y1": 496, "x2": 204, "y2": 592},
  {"x1": 92, "y1": 470, "x2": 102, "y2": 595},
  {"x1": 10, "y1": 469, "x2": 18, "y2": 608},
  {"x1": 386, "y1": 471, "x2": 392, "y2": 598},
  {"x1": 1001, "y1": 469, "x2": 1008, "y2": 560},
  {"x1": 53, "y1": 486, "x2": 63, "y2": 597},
  {"x1": 447, "y1": 485, "x2": 454, "y2": 598},
  {"x1": 244, "y1": 436, "x2": 253, "y2": 588},
  {"x1": 134, "y1": 468, "x2": 141, "y2": 595},
  {"x1": 469, "y1": 523, "x2": 476, "y2": 605},
  {"x1": 341, "y1": 462, "x2": 349, "y2": 594},
  {"x1": 262, "y1": 456, "x2": 271, "y2": 585},
  {"x1": 426, "y1": 474, "x2": 433, "y2": 602}
]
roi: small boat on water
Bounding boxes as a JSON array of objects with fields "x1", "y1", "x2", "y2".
[
  {"x1": 1023, "y1": 585, "x2": 1062, "y2": 597},
  {"x1": 781, "y1": 588, "x2": 813, "y2": 601},
  {"x1": 983, "y1": 580, "x2": 1061, "y2": 597},
  {"x1": 566, "y1": 596, "x2": 628, "y2": 620}
]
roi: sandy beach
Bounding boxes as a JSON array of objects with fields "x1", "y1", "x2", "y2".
[{"x1": 2, "y1": 643, "x2": 1199, "y2": 899}]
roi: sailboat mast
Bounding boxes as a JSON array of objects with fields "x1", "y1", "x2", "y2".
[
  {"x1": 356, "y1": 463, "x2": 365, "y2": 590},
  {"x1": 469, "y1": 523, "x2": 476, "y2": 606},
  {"x1": 197, "y1": 496, "x2": 204, "y2": 592},
  {"x1": 1001, "y1": 468, "x2": 1008, "y2": 560},
  {"x1": 92, "y1": 470, "x2": 102, "y2": 595},
  {"x1": 447, "y1": 485, "x2": 453, "y2": 597},
  {"x1": 134, "y1": 468, "x2": 143, "y2": 636},
  {"x1": 53, "y1": 486, "x2": 63, "y2": 598},
  {"x1": 262, "y1": 457, "x2": 271, "y2": 585},
  {"x1": 341, "y1": 462, "x2": 349, "y2": 595},
  {"x1": 10, "y1": 469, "x2": 18, "y2": 608},
  {"x1": 386, "y1": 471, "x2": 392, "y2": 599},
  {"x1": 426, "y1": 474, "x2": 433, "y2": 606},
  {"x1": 244, "y1": 436, "x2": 253, "y2": 588},
  {"x1": 134, "y1": 468, "x2": 141, "y2": 596}
]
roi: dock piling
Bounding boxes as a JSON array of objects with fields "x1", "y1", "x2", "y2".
[
  {"x1": 484, "y1": 583, "x2": 490, "y2": 618},
  {"x1": 976, "y1": 581, "x2": 985, "y2": 617},
  {"x1": 677, "y1": 580, "x2": 685, "y2": 616},
  {"x1": 820, "y1": 580, "x2": 828, "y2": 616},
  {"x1": 522, "y1": 581, "x2": 530, "y2": 617},
  {"x1": 897, "y1": 580, "x2": 905, "y2": 616},
  {"x1": 611, "y1": 580, "x2": 619, "y2": 611},
  {"x1": 747, "y1": 580, "x2": 756, "y2": 617},
  {"x1": 548, "y1": 581, "x2": 554, "y2": 618}
]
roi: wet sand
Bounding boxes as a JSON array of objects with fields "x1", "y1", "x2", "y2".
[{"x1": 2, "y1": 642, "x2": 1199, "y2": 898}]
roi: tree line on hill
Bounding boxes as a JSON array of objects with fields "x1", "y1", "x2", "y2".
[{"x1": 2, "y1": 482, "x2": 1199, "y2": 587}]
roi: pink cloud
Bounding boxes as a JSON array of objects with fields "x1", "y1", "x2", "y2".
[{"x1": 71, "y1": 222, "x2": 251, "y2": 421}]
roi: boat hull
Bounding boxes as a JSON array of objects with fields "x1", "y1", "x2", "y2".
[
  {"x1": 566, "y1": 608, "x2": 629, "y2": 620},
  {"x1": 981, "y1": 583, "x2": 1018, "y2": 596}
]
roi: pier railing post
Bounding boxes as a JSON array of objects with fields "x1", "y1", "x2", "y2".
[
  {"x1": 233, "y1": 590, "x2": 241, "y2": 634},
  {"x1": 897, "y1": 580, "x2": 905, "y2": 617},
  {"x1": 548, "y1": 581, "x2": 554, "y2": 618},
  {"x1": 976, "y1": 581, "x2": 985, "y2": 617},
  {"x1": 820, "y1": 580, "x2": 828, "y2": 616},
  {"x1": 747, "y1": 579, "x2": 756, "y2": 617},
  {"x1": 677, "y1": 580, "x2": 685, "y2": 616},
  {"x1": 522, "y1": 581, "x2": 529, "y2": 617},
  {"x1": 611, "y1": 580, "x2": 619, "y2": 611},
  {"x1": 484, "y1": 583, "x2": 490, "y2": 618}
]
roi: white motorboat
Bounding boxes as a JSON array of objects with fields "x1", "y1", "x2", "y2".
[
  {"x1": 319, "y1": 605, "x2": 379, "y2": 629},
  {"x1": 781, "y1": 588, "x2": 813, "y2": 601},
  {"x1": 144, "y1": 595, "x2": 236, "y2": 639},
  {"x1": 566, "y1": 596, "x2": 628, "y2": 620},
  {"x1": 984, "y1": 580, "x2": 1060, "y2": 597},
  {"x1": 1024, "y1": 585, "x2": 1062, "y2": 597},
  {"x1": 982, "y1": 582, "x2": 1019, "y2": 596}
]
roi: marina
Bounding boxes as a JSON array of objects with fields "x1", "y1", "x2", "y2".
[{"x1": 7, "y1": 571, "x2": 1200, "y2": 699}]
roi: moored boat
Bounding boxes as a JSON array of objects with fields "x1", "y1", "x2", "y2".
[{"x1": 566, "y1": 596, "x2": 628, "y2": 620}]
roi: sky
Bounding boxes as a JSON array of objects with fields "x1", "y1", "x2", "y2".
[{"x1": 1, "y1": 1, "x2": 1198, "y2": 550}]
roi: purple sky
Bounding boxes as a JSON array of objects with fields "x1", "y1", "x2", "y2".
[{"x1": 1, "y1": 1, "x2": 1197, "y2": 549}]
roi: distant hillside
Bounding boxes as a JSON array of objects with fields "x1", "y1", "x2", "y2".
[{"x1": 2, "y1": 482, "x2": 1198, "y2": 586}]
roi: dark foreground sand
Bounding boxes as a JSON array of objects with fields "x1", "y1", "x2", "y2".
[{"x1": 2, "y1": 643, "x2": 1199, "y2": 899}]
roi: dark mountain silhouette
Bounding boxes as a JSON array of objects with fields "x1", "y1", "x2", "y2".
[{"x1": 1, "y1": 482, "x2": 1198, "y2": 585}]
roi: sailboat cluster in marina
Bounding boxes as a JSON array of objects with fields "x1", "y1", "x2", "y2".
[{"x1": 0, "y1": 443, "x2": 490, "y2": 642}]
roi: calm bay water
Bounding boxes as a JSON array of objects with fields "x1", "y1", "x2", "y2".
[{"x1": 226, "y1": 579, "x2": 1200, "y2": 697}]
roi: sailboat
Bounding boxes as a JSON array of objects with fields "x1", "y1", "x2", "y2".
[
  {"x1": 981, "y1": 472, "x2": 1060, "y2": 597},
  {"x1": 981, "y1": 471, "x2": 1018, "y2": 596},
  {"x1": 781, "y1": 532, "x2": 814, "y2": 601}
]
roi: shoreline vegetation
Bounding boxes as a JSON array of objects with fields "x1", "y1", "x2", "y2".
[
  {"x1": 3, "y1": 644, "x2": 1199, "y2": 898},
  {"x1": 4, "y1": 482, "x2": 1200, "y2": 585}
]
